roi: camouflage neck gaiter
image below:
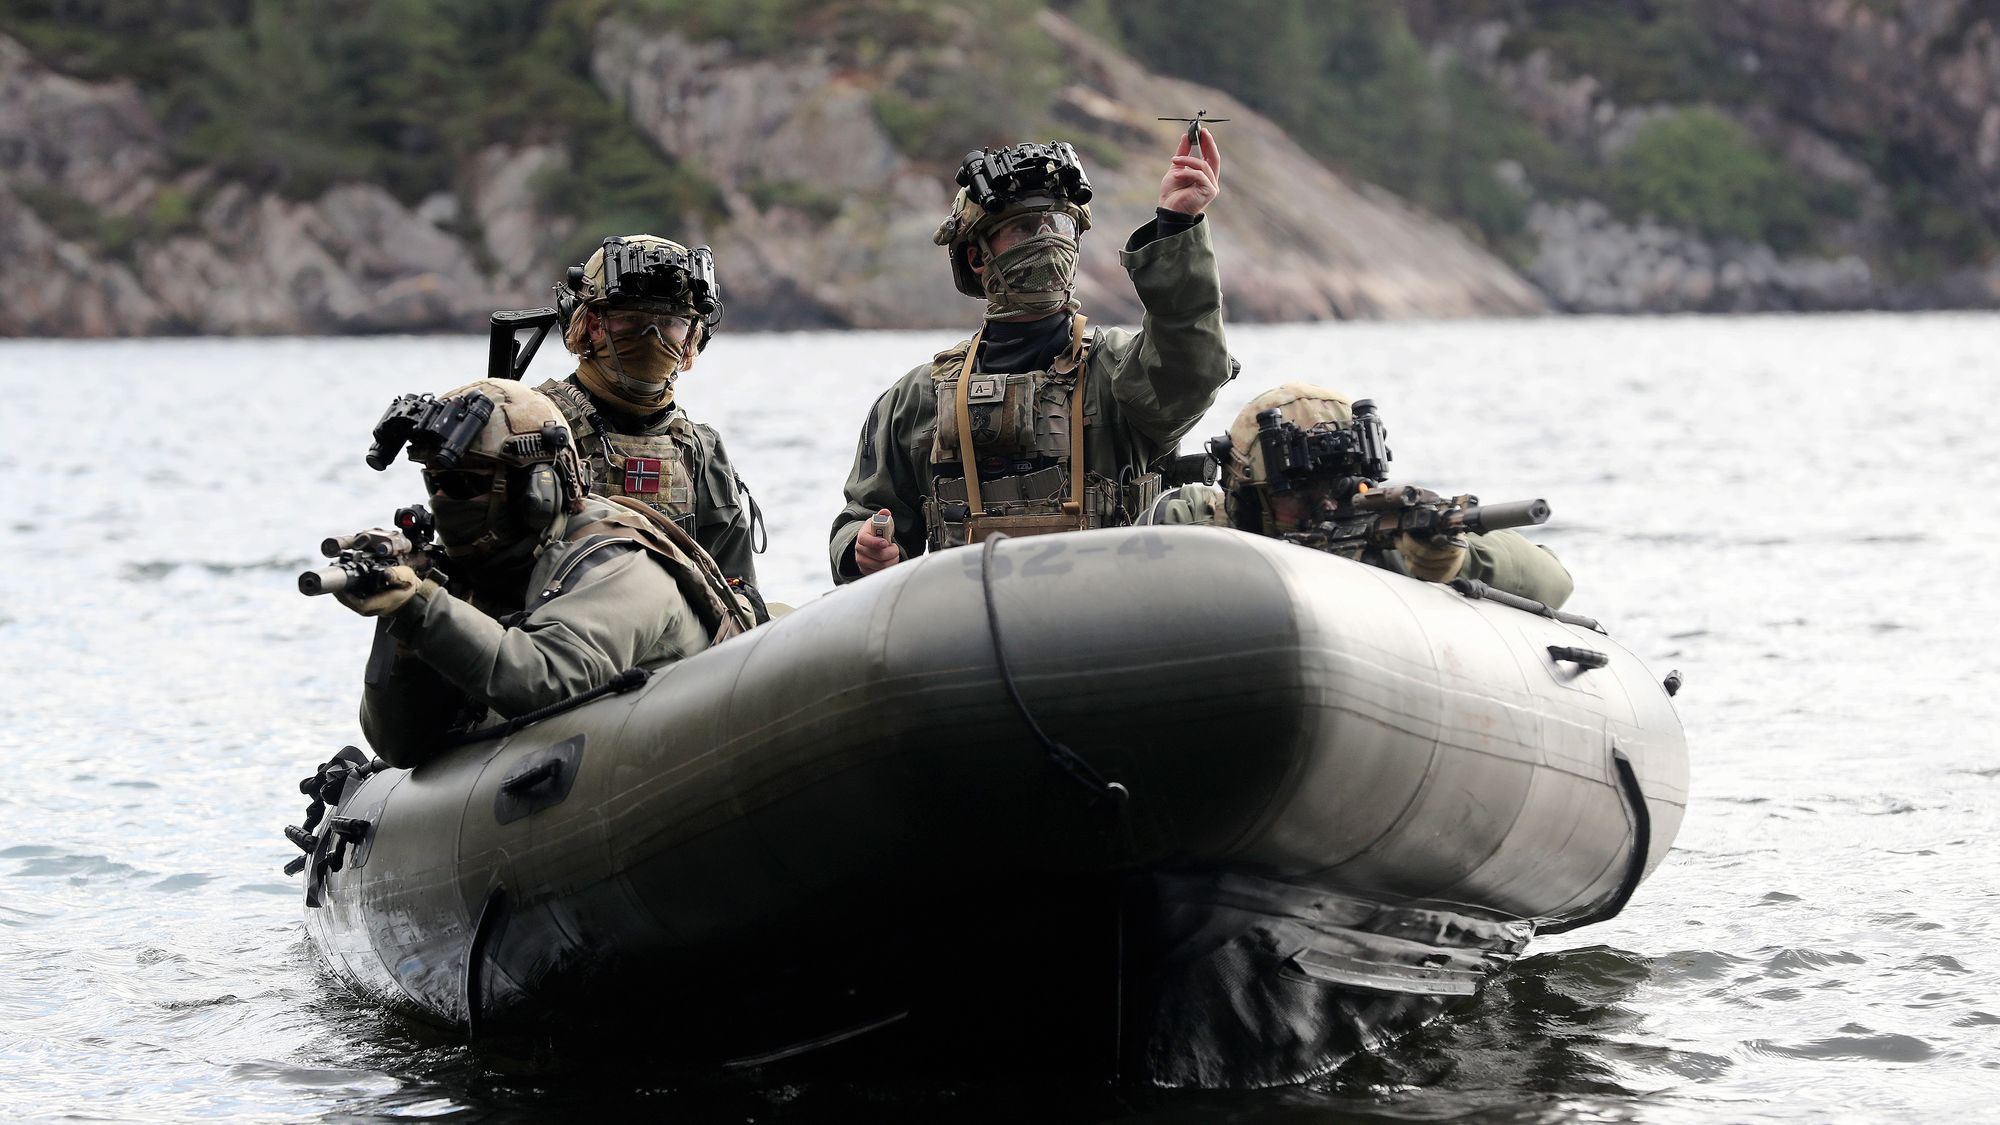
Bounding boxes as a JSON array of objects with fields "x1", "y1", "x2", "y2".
[
  {"x1": 981, "y1": 231, "x2": 1081, "y2": 322},
  {"x1": 574, "y1": 327, "x2": 684, "y2": 415},
  {"x1": 431, "y1": 491, "x2": 527, "y2": 564}
]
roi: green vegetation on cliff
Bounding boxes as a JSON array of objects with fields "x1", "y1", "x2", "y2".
[
  {"x1": 3, "y1": 0, "x2": 721, "y2": 259},
  {"x1": 3, "y1": 0, "x2": 1993, "y2": 277},
  {"x1": 1072, "y1": 0, "x2": 1990, "y2": 272}
]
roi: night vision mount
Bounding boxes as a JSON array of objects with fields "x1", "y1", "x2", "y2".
[
  {"x1": 365, "y1": 392, "x2": 494, "y2": 472},
  {"x1": 1207, "y1": 399, "x2": 1394, "y2": 496},
  {"x1": 558, "y1": 236, "x2": 723, "y2": 343},
  {"x1": 955, "y1": 142, "x2": 1093, "y2": 213}
]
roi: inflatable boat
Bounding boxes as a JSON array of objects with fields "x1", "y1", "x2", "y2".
[{"x1": 292, "y1": 525, "x2": 1687, "y2": 1087}]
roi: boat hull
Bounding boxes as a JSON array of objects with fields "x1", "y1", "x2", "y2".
[{"x1": 301, "y1": 526, "x2": 1687, "y2": 1082}]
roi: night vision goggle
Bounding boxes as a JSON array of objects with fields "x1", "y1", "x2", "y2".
[
  {"x1": 365, "y1": 392, "x2": 494, "y2": 472},
  {"x1": 1208, "y1": 399, "x2": 1393, "y2": 494},
  {"x1": 567, "y1": 237, "x2": 723, "y2": 325},
  {"x1": 955, "y1": 141, "x2": 1093, "y2": 213}
]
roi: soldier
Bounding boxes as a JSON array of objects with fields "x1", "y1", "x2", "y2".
[
  {"x1": 1144, "y1": 383, "x2": 1575, "y2": 606},
  {"x1": 829, "y1": 128, "x2": 1236, "y2": 582},
  {"x1": 327, "y1": 379, "x2": 756, "y2": 769},
  {"x1": 537, "y1": 234, "x2": 760, "y2": 586}
]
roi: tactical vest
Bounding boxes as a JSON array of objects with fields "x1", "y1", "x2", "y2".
[
  {"x1": 924, "y1": 317, "x2": 1161, "y2": 551},
  {"x1": 548, "y1": 498, "x2": 758, "y2": 645},
  {"x1": 538, "y1": 378, "x2": 701, "y2": 535}
]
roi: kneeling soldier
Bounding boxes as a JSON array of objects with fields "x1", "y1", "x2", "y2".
[
  {"x1": 324, "y1": 379, "x2": 756, "y2": 768},
  {"x1": 1143, "y1": 383, "x2": 1575, "y2": 607}
]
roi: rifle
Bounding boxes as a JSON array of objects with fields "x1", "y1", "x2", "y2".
[
  {"x1": 298, "y1": 505, "x2": 444, "y2": 597},
  {"x1": 1207, "y1": 398, "x2": 1550, "y2": 558},
  {"x1": 1284, "y1": 482, "x2": 1549, "y2": 559},
  {"x1": 487, "y1": 307, "x2": 561, "y2": 381}
]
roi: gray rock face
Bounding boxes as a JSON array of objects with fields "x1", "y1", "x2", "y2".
[
  {"x1": 0, "y1": 36, "x2": 162, "y2": 214},
  {"x1": 468, "y1": 144, "x2": 577, "y2": 301},
  {"x1": 1, "y1": 17, "x2": 1546, "y2": 337},
  {"x1": 591, "y1": 12, "x2": 1545, "y2": 330},
  {"x1": 134, "y1": 183, "x2": 501, "y2": 334},
  {"x1": 1528, "y1": 200, "x2": 1875, "y2": 313},
  {"x1": 1710, "y1": 0, "x2": 2000, "y2": 228},
  {"x1": 0, "y1": 174, "x2": 163, "y2": 335},
  {"x1": 1439, "y1": 16, "x2": 1902, "y2": 312}
]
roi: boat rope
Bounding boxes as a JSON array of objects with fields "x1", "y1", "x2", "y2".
[
  {"x1": 438, "y1": 666, "x2": 650, "y2": 748},
  {"x1": 979, "y1": 534, "x2": 1129, "y2": 806},
  {"x1": 1450, "y1": 577, "x2": 1606, "y2": 633}
]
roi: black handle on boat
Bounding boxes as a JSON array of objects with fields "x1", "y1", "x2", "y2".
[
  {"x1": 1548, "y1": 645, "x2": 1609, "y2": 669},
  {"x1": 500, "y1": 759, "x2": 562, "y2": 794}
]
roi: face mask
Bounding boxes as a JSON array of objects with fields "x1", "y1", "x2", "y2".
[
  {"x1": 430, "y1": 493, "x2": 526, "y2": 562},
  {"x1": 575, "y1": 322, "x2": 687, "y2": 414},
  {"x1": 981, "y1": 230, "x2": 1081, "y2": 321}
]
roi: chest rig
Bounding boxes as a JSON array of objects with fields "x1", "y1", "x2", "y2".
[
  {"x1": 538, "y1": 378, "x2": 699, "y2": 534},
  {"x1": 924, "y1": 317, "x2": 1162, "y2": 550}
]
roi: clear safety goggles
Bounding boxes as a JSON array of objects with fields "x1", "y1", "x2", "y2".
[
  {"x1": 603, "y1": 308, "x2": 698, "y2": 346},
  {"x1": 986, "y1": 210, "x2": 1080, "y2": 248}
]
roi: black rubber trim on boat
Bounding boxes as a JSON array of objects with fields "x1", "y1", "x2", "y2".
[
  {"x1": 979, "y1": 534, "x2": 1129, "y2": 806},
  {"x1": 1542, "y1": 748, "x2": 1651, "y2": 935},
  {"x1": 464, "y1": 884, "x2": 508, "y2": 1041}
]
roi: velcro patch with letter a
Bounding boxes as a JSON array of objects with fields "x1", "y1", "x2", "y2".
[{"x1": 622, "y1": 457, "x2": 664, "y2": 494}]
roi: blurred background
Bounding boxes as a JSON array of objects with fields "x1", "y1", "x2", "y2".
[{"x1": 5, "y1": 0, "x2": 1999, "y2": 337}]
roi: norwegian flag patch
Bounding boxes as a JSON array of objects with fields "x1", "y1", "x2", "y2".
[{"x1": 622, "y1": 457, "x2": 664, "y2": 494}]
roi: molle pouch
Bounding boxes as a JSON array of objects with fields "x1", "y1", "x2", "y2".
[
  {"x1": 600, "y1": 431, "x2": 695, "y2": 522},
  {"x1": 1124, "y1": 472, "x2": 1163, "y2": 526},
  {"x1": 932, "y1": 374, "x2": 1036, "y2": 462},
  {"x1": 1032, "y1": 375, "x2": 1077, "y2": 458},
  {"x1": 965, "y1": 512, "x2": 1083, "y2": 543},
  {"x1": 1084, "y1": 474, "x2": 1120, "y2": 528},
  {"x1": 923, "y1": 481, "x2": 971, "y2": 550}
]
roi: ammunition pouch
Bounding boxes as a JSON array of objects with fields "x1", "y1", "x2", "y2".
[{"x1": 924, "y1": 467, "x2": 1159, "y2": 550}]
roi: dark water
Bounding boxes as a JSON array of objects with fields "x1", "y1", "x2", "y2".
[{"x1": 4, "y1": 315, "x2": 1998, "y2": 1121}]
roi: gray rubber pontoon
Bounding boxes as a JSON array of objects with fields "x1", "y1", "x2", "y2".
[{"x1": 297, "y1": 525, "x2": 1686, "y2": 1086}]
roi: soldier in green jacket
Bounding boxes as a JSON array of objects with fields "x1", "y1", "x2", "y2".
[
  {"x1": 328, "y1": 379, "x2": 755, "y2": 769},
  {"x1": 829, "y1": 129, "x2": 1236, "y2": 582},
  {"x1": 536, "y1": 234, "x2": 761, "y2": 586},
  {"x1": 1143, "y1": 383, "x2": 1575, "y2": 607}
]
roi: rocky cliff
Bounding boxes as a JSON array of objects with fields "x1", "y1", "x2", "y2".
[
  {"x1": 0, "y1": 13, "x2": 1544, "y2": 338},
  {"x1": 1424, "y1": 0, "x2": 2000, "y2": 313}
]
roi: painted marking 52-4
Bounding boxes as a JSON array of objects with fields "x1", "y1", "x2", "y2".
[{"x1": 964, "y1": 531, "x2": 1173, "y2": 580}]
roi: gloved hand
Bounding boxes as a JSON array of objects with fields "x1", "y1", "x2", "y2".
[
  {"x1": 1397, "y1": 533, "x2": 1467, "y2": 583},
  {"x1": 335, "y1": 565, "x2": 420, "y2": 617},
  {"x1": 855, "y1": 509, "x2": 902, "y2": 576}
]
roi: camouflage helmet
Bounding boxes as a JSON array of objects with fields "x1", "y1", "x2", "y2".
[
  {"x1": 560, "y1": 234, "x2": 722, "y2": 352},
  {"x1": 1221, "y1": 383, "x2": 1356, "y2": 489},
  {"x1": 412, "y1": 380, "x2": 589, "y2": 516},
  {"x1": 933, "y1": 143, "x2": 1095, "y2": 298}
]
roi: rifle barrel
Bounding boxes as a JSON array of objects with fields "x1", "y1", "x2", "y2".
[
  {"x1": 1456, "y1": 498, "x2": 1550, "y2": 534},
  {"x1": 298, "y1": 566, "x2": 350, "y2": 596}
]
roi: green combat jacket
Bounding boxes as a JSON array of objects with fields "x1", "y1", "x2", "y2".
[
  {"x1": 538, "y1": 375, "x2": 759, "y2": 587},
  {"x1": 359, "y1": 497, "x2": 712, "y2": 768},
  {"x1": 828, "y1": 218, "x2": 1235, "y2": 582},
  {"x1": 1144, "y1": 482, "x2": 1575, "y2": 608}
]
